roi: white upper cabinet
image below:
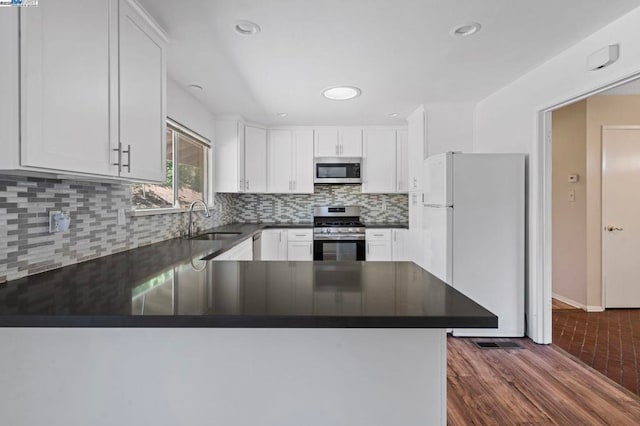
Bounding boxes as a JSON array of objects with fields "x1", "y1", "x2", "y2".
[
  {"x1": 314, "y1": 128, "x2": 362, "y2": 157},
  {"x1": 407, "y1": 107, "x2": 427, "y2": 191},
  {"x1": 118, "y1": 0, "x2": 167, "y2": 182},
  {"x1": 339, "y1": 129, "x2": 363, "y2": 157},
  {"x1": 267, "y1": 129, "x2": 313, "y2": 193},
  {"x1": 214, "y1": 120, "x2": 245, "y2": 192},
  {"x1": 396, "y1": 130, "x2": 409, "y2": 193},
  {"x1": 362, "y1": 130, "x2": 397, "y2": 193},
  {"x1": 267, "y1": 130, "x2": 293, "y2": 193},
  {"x1": 244, "y1": 125, "x2": 267, "y2": 193},
  {"x1": 19, "y1": 0, "x2": 116, "y2": 176},
  {"x1": 7, "y1": 0, "x2": 167, "y2": 181},
  {"x1": 292, "y1": 130, "x2": 314, "y2": 193}
]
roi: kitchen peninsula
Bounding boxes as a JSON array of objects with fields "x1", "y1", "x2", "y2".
[{"x1": 0, "y1": 236, "x2": 496, "y2": 426}]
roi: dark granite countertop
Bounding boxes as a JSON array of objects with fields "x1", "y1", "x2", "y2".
[
  {"x1": 363, "y1": 222, "x2": 409, "y2": 229},
  {"x1": 0, "y1": 228, "x2": 497, "y2": 329}
]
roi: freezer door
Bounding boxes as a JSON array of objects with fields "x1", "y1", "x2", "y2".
[
  {"x1": 423, "y1": 152, "x2": 453, "y2": 207},
  {"x1": 423, "y1": 206, "x2": 453, "y2": 283}
]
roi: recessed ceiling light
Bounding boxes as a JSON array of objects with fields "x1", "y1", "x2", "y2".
[
  {"x1": 187, "y1": 84, "x2": 203, "y2": 91},
  {"x1": 235, "y1": 20, "x2": 261, "y2": 36},
  {"x1": 450, "y1": 22, "x2": 482, "y2": 37},
  {"x1": 276, "y1": 112, "x2": 288, "y2": 118},
  {"x1": 389, "y1": 113, "x2": 400, "y2": 118},
  {"x1": 322, "y1": 86, "x2": 362, "y2": 101}
]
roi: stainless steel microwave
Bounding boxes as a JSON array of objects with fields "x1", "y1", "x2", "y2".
[{"x1": 314, "y1": 157, "x2": 362, "y2": 184}]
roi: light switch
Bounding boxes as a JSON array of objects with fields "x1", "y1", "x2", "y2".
[
  {"x1": 568, "y1": 190, "x2": 575, "y2": 202},
  {"x1": 568, "y1": 174, "x2": 579, "y2": 183}
]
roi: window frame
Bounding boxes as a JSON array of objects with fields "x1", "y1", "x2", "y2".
[{"x1": 131, "y1": 118, "x2": 212, "y2": 216}]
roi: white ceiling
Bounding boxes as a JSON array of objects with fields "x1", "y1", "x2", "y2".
[{"x1": 139, "y1": 0, "x2": 640, "y2": 126}]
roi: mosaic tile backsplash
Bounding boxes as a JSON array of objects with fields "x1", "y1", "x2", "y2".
[
  {"x1": 233, "y1": 185, "x2": 408, "y2": 223},
  {"x1": 0, "y1": 177, "x2": 407, "y2": 283},
  {"x1": 0, "y1": 175, "x2": 235, "y2": 283}
]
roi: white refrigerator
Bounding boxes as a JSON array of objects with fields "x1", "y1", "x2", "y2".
[{"x1": 422, "y1": 152, "x2": 525, "y2": 337}]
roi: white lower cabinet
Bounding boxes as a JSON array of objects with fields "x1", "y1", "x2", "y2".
[
  {"x1": 366, "y1": 229, "x2": 408, "y2": 262},
  {"x1": 213, "y1": 238, "x2": 253, "y2": 261},
  {"x1": 392, "y1": 229, "x2": 409, "y2": 261},
  {"x1": 365, "y1": 229, "x2": 392, "y2": 261},
  {"x1": 261, "y1": 229, "x2": 288, "y2": 260},
  {"x1": 260, "y1": 229, "x2": 313, "y2": 261},
  {"x1": 287, "y1": 241, "x2": 313, "y2": 261}
]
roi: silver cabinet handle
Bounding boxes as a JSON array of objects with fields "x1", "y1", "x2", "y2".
[
  {"x1": 122, "y1": 144, "x2": 131, "y2": 173},
  {"x1": 335, "y1": 144, "x2": 339, "y2": 155},
  {"x1": 340, "y1": 144, "x2": 343, "y2": 155},
  {"x1": 246, "y1": 179, "x2": 250, "y2": 191},
  {"x1": 293, "y1": 180, "x2": 296, "y2": 191},
  {"x1": 295, "y1": 234, "x2": 307, "y2": 237},
  {"x1": 373, "y1": 233, "x2": 384, "y2": 237},
  {"x1": 113, "y1": 143, "x2": 122, "y2": 173},
  {"x1": 309, "y1": 243, "x2": 312, "y2": 255},
  {"x1": 239, "y1": 179, "x2": 244, "y2": 191},
  {"x1": 279, "y1": 231, "x2": 282, "y2": 242},
  {"x1": 367, "y1": 243, "x2": 370, "y2": 254},
  {"x1": 394, "y1": 231, "x2": 397, "y2": 242}
]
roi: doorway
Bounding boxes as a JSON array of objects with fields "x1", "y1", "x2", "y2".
[{"x1": 547, "y1": 78, "x2": 640, "y2": 395}]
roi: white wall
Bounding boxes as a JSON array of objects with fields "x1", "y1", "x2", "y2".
[
  {"x1": 474, "y1": 6, "x2": 640, "y2": 342},
  {"x1": 425, "y1": 103, "x2": 475, "y2": 155},
  {"x1": 167, "y1": 76, "x2": 215, "y2": 141}
]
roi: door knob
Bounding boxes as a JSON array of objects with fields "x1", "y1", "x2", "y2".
[{"x1": 605, "y1": 225, "x2": 624, "y2": 231}]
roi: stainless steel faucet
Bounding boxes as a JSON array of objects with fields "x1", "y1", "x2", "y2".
[{"x1": 188, "y1": 200, "x2": 211, "y2": 238}]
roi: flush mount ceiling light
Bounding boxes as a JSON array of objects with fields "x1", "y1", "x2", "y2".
[
  {"x1": 235, "y1": 20, "x2": 261, "y2": 36},
  {"x1": 450, "y1": 22, "x2": 482, "y2": 37},
  {"x1": 187, "y1": 84, "x2": 203, "y2": 91},
  {"x1": 276, "y1": 112, "x2": 288, "y2": 118},
  {"x1": 388, "y1": 112, "x2": 400, "y2": 118},
  {"x1": 322, "y1": 86, "x2": 362, "y2": 101}
]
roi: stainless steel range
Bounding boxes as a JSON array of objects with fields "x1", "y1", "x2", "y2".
[{"x1": 313, "y1": 206, "x2": 366, "y2": 261}]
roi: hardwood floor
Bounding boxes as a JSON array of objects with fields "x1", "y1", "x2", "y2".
[
  {"x1": 447, "y1": 337, "x2": 640, "y2": 425},
  {"x1": 552, "y1": 298, "x2": 579, "y2": 310}
]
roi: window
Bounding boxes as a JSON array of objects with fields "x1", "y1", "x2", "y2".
[{"x1": 132, "y1": 120, "x2": 210, "y2": 210}]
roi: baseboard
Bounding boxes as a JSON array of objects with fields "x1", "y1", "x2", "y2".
[
  {"x1": 586, "y1": 305, "x2": 605, "y2": 312},
  {"x1": 452, "y1": 330, "x2": 525, "y2": 338},
  {"x1": 552, "y1": 293, "x2": 586, "y2": 310}
]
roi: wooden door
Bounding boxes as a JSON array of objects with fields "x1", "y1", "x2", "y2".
[{"x1": 603, "y1": 126, "x2": 640, "y2": 307}]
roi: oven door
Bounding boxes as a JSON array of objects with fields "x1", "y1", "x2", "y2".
[{"x1": 313, "y1": 239, "x2": 366, "y2": 261}]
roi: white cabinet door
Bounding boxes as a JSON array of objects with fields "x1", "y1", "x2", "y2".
[
  {"x1": 268, "y1": 130, "x2": 293, "y2": 193},
  {"x1": 408, "y1": 192, "x2": 424, "y2": 268},
  {"x1": 287, "y1": 242, "x2": 313, "y2": 261},
  {"x1": 366, "y1": 241, "x2": 392, "y2": 261},
  {"x1": 314, "y1": 129, "x2": 339, "y2": 157},
  {"x1": 392, "y1": 229, "x2": 408, "y2": 261},
  {"x1": 340, "y1": 129, "x2": 363, "y2": 157},
  {"x1": 261, "y1": 229, "x2": 287, "y2": 260},
  {"x1": 119, "y1": 0, "x2": 166, "y2": 182},
  {"x1": 363, "y1": 130, "x2": 396, "y2": 193},
  {"x1": 292, "y1": 130, "x2": 314, "y2": 193},
  {"x1": 244, "y1": 125, "x2": 267, "y2": 193},
  {"x1": 20, "y1": 0, "x2": 116, "y2": 176},
  {"x1": 407, "y1": 107, "x2": 426, "y2": 191},
  {"x1": 396, "y1": 130, "x2": 409, "y2": 192},
  {"x1": 214, "y1": 238, "x2": 253, "y2": 261},
  {"x1": 214, "y1": 120, "x2": 244, "y2": 192}
]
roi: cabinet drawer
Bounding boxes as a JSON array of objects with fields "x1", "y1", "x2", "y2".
[
  {"x1": 365, "y1": 229, "x2": 392, "y2": 241},
  {"x1": 287, "y1": 229, "x2": 313, "y2": 241}
]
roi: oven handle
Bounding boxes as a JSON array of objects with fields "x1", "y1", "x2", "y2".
[{"x1": 313, "y1": 235, "x2": 366, "y2": 241}]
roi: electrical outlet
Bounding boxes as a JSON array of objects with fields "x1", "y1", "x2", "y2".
[
  {"x1": 568, "y1": 190, "x2": 576, "y2": 202},
  {"x1": 117, "y1": 208, "x2": 126, "y2": 225}
]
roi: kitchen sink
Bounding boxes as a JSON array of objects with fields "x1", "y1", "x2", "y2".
[{"x1": 191, "y1": 232, "x2": 242, "y2": 241}]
